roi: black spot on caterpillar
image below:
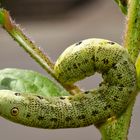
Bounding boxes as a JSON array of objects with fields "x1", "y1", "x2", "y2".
[
  {"x1": 59, "y1": 96, "x2": 65, "y2": 100},
  {"x1": 38, "y1": 116, "x2": 45, "y2": 121},
  {"x1": 50, "y1": 118, "x2": 58, "y2": 122},
  {"x1": 0, "y1": 38, "x2": 136, "y2": 129},
  {"x1": 78, "y1": 115, "x2": 86, "y2": 120},
  {"x1": 92, "y1": 110, "x2": 99, "y2": 116},
  {"x1": 84, "y1": 91, "x2": 90, "y2": 94},
  {"x1": 108, "y1": 41, "x2": 115, "y2": 45},
  {"x1": 102, "y1": 58, "x2": 109, "y2": 64},
  {"x1": 26, "y1": 113, "x2": 31, "y2": 118},
  {"x1": 15, "y1": 92, "x2": 21, "y2": 96},
  {"x1": 65, "y1": 116, "x2": 72, "y2": 121},
  {"x1": 36, "y1": 95, "x2": 44, "y2": 100},
  {"x1": 75, "y1": 41, "x2": 82, "y2": 46}
]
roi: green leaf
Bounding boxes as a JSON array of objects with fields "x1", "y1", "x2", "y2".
[{"x1": 0, "y1": 68, "x2": 69, "y2": 96}]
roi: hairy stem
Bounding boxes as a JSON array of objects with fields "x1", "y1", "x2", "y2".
[
  {"x1": 124, "y1": 0, "x2": 140, "y2": 63},
  {"x1": 0, "y1": 9, "x2": 56, "y2": 79}
]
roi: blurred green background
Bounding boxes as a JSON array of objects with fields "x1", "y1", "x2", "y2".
[{"x1": 0, "y1": 0, "x2": 139, "y2": 139}]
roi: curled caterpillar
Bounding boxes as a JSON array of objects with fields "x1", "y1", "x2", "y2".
[{"x1": 0, "y1": 38, "x2": 137, "y2": 129}]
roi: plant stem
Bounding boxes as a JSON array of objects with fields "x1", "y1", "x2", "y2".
[
  {"x1": 99, "y1": 98, "x2": 136, "y2": 140},
  {"x1": 124, "y1": 0, "x2": 140, "y2": 63},
  {"x1": 0, "y1": 9, "x2": 56, "y2": 80}
]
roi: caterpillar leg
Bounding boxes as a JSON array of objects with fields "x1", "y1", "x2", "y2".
[{"x1": 64, "y1": 84, "x2": 83, "y2": 95}]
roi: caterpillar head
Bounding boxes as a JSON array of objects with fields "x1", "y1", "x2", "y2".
[{"x1": 0, "y1": 90, "x2": 30, "y2": 125}]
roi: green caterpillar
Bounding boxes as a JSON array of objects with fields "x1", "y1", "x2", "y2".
[{"x1": 0, "y1": 38, "x2": 137, "y2": 129}]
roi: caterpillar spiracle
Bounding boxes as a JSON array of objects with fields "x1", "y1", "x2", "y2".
[{"x1": 0, "y1": 38, "x2": 137, "y2": 129}]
